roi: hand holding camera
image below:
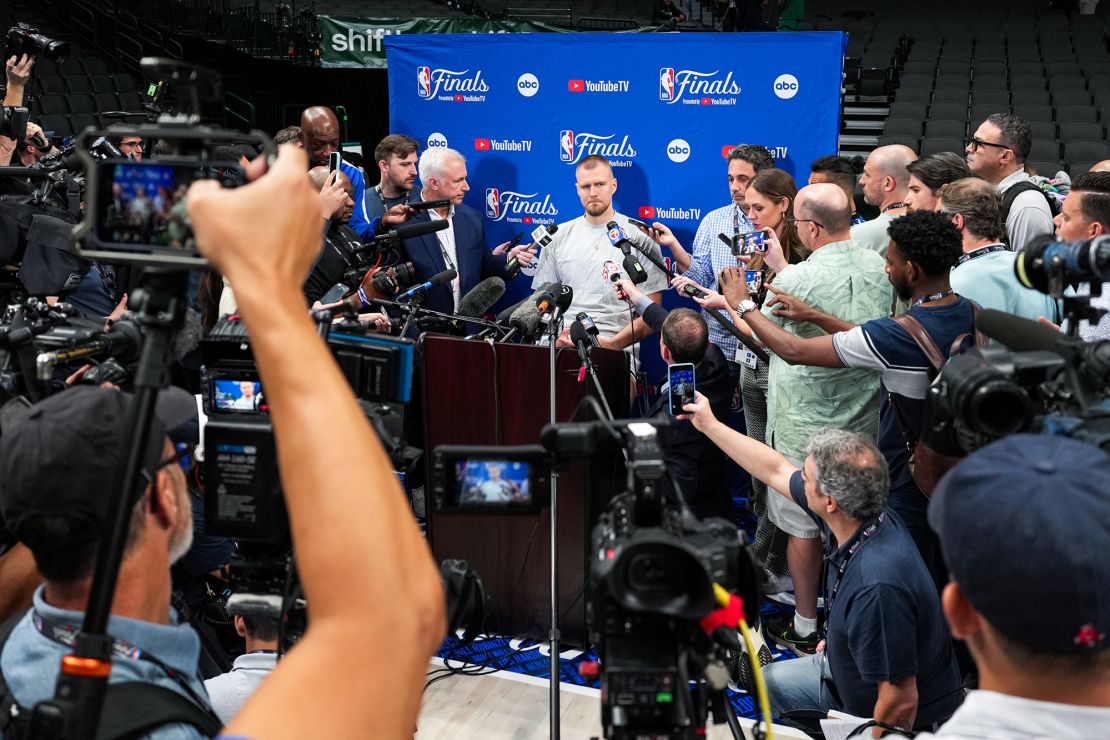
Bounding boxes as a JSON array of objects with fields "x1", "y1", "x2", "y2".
[{"x1": 4, "y1": 53, "x2": 33, "y2": 90}]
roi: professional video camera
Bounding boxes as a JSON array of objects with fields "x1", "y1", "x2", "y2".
[
  {"x1": 922, "y1": 235, "x2": 1110, "y2": 457},
  {"x1": 433, "y1": 418, "x2": 763, "y2": 739},
  {"x1": 4, "y1": 22, "x2": 69, "y2": 62},
  {"x1": 199, "y1": 314, "x2": 419, "y2": 625}
]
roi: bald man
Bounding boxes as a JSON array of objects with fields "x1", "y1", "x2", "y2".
[
  {"x1": 851, "y1": 145, "x2": 918, "y2": 255},
  {"x1": 301, "y1": 106, "x2": 376, "y2": 240},
  {"x1": 1089, "y1": 160, "x2": 1110, "y2": 173},
  {"x1": 741, "y1": 182, "x2": 891, "y2": 654}
]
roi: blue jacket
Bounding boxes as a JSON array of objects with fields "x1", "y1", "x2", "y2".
[
  {"x1": 340, "y1": 161, "x2": 375, "y2": 240},
  {"x1": 399, "y1": 203, "x2": 509, "y2": 315}
]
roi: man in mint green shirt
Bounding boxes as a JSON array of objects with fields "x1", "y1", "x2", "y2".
[
  {"x1": 940, "y1": 178, "x2": 1060, "y2": 325},
  {"x1": 740, "y1": 182, "x2": 889, "y2": 652}
]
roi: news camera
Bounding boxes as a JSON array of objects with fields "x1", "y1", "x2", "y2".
[
  {"x1": 432, "y1": 418, "x2": 761, "y2": 739},
  {"x1": 921, "y1": 235, "x2": 1110, "y2": 458},
  {"x1": 4, "y1": 23, "x2": 68, "y2": 62},
  {"x1": 199, "y1": 314, "x2": 419, "y2": 626}
]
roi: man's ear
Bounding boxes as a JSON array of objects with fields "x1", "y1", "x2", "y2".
[
  {"x1": 151, "y1": 470, "x2": 179, "y2": 530},
  {"x1": 942, "y1": 581, "x2": 984, "y2": 640}
]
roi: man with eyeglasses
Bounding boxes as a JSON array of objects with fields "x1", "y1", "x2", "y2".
[
  {"x1": 729, "y1": 182, "x2": 889, "y2": 654},
  {"x1": 107, "y1": 122, "x2": 144, "y2": 160},
  {"x1": 965, "y1": 114, "x2": 1054, "y2": 250}
]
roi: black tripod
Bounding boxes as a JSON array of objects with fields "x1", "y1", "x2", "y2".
[{"x1": 26, "y1": 270, "x2": 189, "y2": 739}]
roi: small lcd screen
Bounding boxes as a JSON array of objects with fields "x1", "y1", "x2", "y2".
[
  {"x1": 454, "y1": 459, "x2": 532, "y2": 507},
  {"x1": 95, "y1": 160, "x2": 244, "y2": 251},
  {"x1": 746, "y1": 270, "x2": 764, "y2": 294},
  {"x1": 213, "y1": 379, "x2": 263, "y2": 413},
  {"x1": 668, "y1": 365, "x2": 695, "y2": 415}
]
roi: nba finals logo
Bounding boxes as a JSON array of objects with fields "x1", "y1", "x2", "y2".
[
  {"x1": 485, "y1": 188, "x2": 501, "y2": 219},
  {"x1": 417, "y1": 66, "x2": 431, "y2": 98},
  {"x1": 559, "y1": 130, "x2": 574, "y2": 162},
  {"x1": 659, "y1": 68, "x2": 675, "y2": 101}
]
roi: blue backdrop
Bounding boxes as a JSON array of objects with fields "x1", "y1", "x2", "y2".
[{"x1": 386, "y1": 32, "x2": 845, "y2": 381}]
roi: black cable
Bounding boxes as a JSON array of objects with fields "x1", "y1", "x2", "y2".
[{"x1": 723, "y1": 692, "x2": 744, "y2": 740}]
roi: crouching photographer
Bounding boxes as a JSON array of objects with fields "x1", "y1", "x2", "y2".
[{"x1": 0, "y1": 145, "x2": 446, "y2": 738}]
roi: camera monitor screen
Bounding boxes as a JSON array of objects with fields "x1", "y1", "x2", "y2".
[
  {"x1": 454, "y1": 459, "x2": 532, "y2": 508},
  {"x1": 213, "y1": 379, "x2": 264, "y2": 413},
  {"x1": 93, "y1": 160, "x2": 244, "y2": 255}
]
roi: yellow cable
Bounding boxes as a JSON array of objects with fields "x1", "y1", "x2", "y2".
[{"x1": 713, "y1": 583, "x2": 774, "y2": 740}]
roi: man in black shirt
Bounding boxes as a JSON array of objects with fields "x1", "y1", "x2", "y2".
[{"x1": 303, "y1": 167, "x2": 363, "y2": 306}]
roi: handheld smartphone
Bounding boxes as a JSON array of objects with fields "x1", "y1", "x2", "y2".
[
  {"x1": 745, "y1": 270, "x2": 764, "y2": 294},
  {"x1": 508, "y1": 232, "x2": 525, "y2": 248},
  {"x1": 408, "y1": 198, "x2": 451, "y2": 211},
  {"x1": 736, "y1": 230, "x2": 768, "y2": 254},
  {"x1": 328, "y1": 151, "x2": 342, "y2": 173},
  {"x1": 668, "y1": 363, "x2": 696, "y2": 416}
]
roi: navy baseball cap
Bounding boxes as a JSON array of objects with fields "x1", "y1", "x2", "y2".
[
  {"x1": 0, "y1": 385, "x2": 196, "y2": 550},
  {"x1": 929, "y1": 434, "x2": 1110, "y2": 654}
]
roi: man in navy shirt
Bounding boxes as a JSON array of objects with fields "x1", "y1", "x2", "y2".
[
  {"x1": 728, "y1": 211, "x2": 976, "y2": 588},
  {"x1": 679, "y1": 403, "x2": 963, "y2": 732}
]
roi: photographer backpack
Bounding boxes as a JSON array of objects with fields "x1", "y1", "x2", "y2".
[
  {"x1": 0, "y1": 611, "x2": 223, "y2": 739},
  {"x1": 889, "y1": 304, "x2": 990, "y2": 497},
  {"x1": 1000, "y1": 181, "x2": 1062, "y2": 247}
]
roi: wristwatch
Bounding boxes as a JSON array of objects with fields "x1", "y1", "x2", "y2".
[{"x1": 735, "y1": 299, "x2": 758, "y2": 318}]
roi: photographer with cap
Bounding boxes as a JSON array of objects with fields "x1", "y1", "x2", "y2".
[
  {"x1": 0, "y1": 144, "x2": 446, "y2": 737},
  {"x1": 915, "y1": 435, "x2": 1110, "y2": 738}
]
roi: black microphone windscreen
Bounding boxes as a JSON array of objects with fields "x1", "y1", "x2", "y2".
[
  {"x1": 457, "y1": 277, "x2": 506, "y2": 318},
  {"x1": 570, "y1": 321, "x2": 590, "y2": 345},
  {"x1": 392, "y1": 219, "x2": 450, "y2": 240},
  {"x1": 975, "y1": 308, "x2": 1067, "y2": 352},
  {"x1": 430, "y1": 268, "x2": 457, "y2": 287},
  {"x1": 547, "y1": 223, "x2": 559, "y2": 235},
  {"x1": 556, "y1": 284, "x2": 574, "y2": 312},
  {"x1": 497, "y1": 298, "x2": 526, "y2": 324}
]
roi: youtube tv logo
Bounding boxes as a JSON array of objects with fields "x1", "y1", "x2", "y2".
[
  {"x1": 474, "y1": 138, "x2": 491, "y2": 151},
  {"x1": 721, "y1": 145, "x2": 739, "y2": 158},
  {"x1": 639, "y1": 206, "x2": 656, "y2": 220},
  {"x1": 568, "y1": 79, "x2": 585, "y2": 92}
]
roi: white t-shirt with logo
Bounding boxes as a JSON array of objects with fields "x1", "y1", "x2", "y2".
[{"x1": 530, "y1": 213, "x2": 669, "y2": 339}]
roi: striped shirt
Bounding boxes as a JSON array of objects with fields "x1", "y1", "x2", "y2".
[{"x1": 684, "y1": 202, "x2": 752, "y2": 359}]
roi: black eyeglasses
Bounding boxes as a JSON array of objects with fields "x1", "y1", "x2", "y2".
[
  {"x1": 142, "y1": 443, "x2": 192, "y2": 486},
  {"x1": 966, "y1": 137, "x2": 1010, "y2": 153},
  {"x1": 786, "y1": 217, "x2": 823, "y2": 229}
]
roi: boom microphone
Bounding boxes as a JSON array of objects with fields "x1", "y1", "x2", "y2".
[
  {"x1": 507, "y1": 287, "x2": 549, "y2": 342},
  {"x1": 396, "y1": 268, "x2": 457, "y2": 302},
  {"x1": 975, "y1": 308, "x2": 1074, "y2": 353},
  {"x1": 457, "y1": 277, "x2": 506, "y2": 318},
  {"x1": 373, "y1": 219, "x2": 449, "y2": 244},
  {"x1": 35, "y1": 319, "x2": 143, "y2": 381}
]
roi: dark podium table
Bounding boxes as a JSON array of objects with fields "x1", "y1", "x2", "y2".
[{"x1": 420, "y1": 335, "x2": 629, "y2": 647}]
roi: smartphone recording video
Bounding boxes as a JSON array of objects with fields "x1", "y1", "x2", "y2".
[{"x1": 668, "y1": 363, "x2": 696, "y2": 416}]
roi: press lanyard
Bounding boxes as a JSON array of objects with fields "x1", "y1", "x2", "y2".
[
  {"x1": 912, "y1": 289, "x2": 954, "y2": 308},
  {"x1": 957, "y1": 244, "x2": 1008, "y2": 265},
  {"x1": 374, "y1": 184, "x2": 412, "y2": 210},
  {"x1": 827, "y1": 512, "x2": 885, "y2": 612},
  {"x1": 880, "y1": 202, "x2": 904, "y2": 214}
]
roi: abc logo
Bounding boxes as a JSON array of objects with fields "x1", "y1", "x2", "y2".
[
  {"x1": 517, "y1": 73, "x2": 540, "y2": 97},
  {"x1": 427, "y1": 132, "x2": 449, "y2": 148},
  {"x1": 773, "y1": 74, "x2": 799, "y2": 99},
  {"x1": 666, "y1": 138, "x2": 691, "y2": 163}
]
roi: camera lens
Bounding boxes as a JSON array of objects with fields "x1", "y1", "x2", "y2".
[
  {"x1": 945, "y1": 352, "x2": 1033, "y2": 438},
  {"x1": 394, "y1": 261, "x2": 416, "y2": 286}
]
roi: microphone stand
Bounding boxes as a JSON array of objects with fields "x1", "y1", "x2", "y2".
[
  {"x1": 371, "y1": 298, "x2": 504, "y2": 335},
  {"x1": 546, "y1": 308, "x2": 563, "y2": 740}
]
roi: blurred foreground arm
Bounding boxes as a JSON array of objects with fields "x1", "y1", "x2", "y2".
[{"x1": 187, "y1": 145, "x2": 445, "y2": 738}]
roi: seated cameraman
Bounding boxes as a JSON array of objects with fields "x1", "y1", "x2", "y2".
[
  {"x1": 678, "y1": 397, "x2": 963, "y2": 734},
  {"x1": 615, "y1": 276, "x2": 733, "y2": 520},
  {"x1": 0, "y1": 53, "x2": 33, "y2": 166}
]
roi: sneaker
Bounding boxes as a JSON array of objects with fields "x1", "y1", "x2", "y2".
[
  {"x1": 728, "y1": 624, "x2": 775, "y2": 693},
  {"x1": 763, "y1": 612, "x2": 821, "y2": 655}
]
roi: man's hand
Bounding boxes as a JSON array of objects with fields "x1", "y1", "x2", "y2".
[
  {"x1": 317, "y1": 171, "x2": 347, "y2": 221},
  {"x1": 616, "y1": 277, "x2": 643, "y2": 304},
  {"x1": 759, "y1": 227, "x2": 789, "y2": 274},
  {"x1": 188, "y1": 144, "x2": 320, "y2": 298},
  {"x1": 676, "y1": 391, "x2": 719, "y2": 433},
  {"x1": 107, "y1": 293, "x2": 128, "y2": 324},
  {"x1": 355, "y1": 311, "x2": 392, "y2": 332},
  {"x1": 672, "y1": 275, "x2": 729, "y2": 311},
  {"x1": 3, "y1": 55, "x2": 33, "y2": 105},
  {"x1": 556, "y1": 328, "x2": 574, "y2": 348},
  {"x1": 500, "y1": 240, "x2": 538, "y2": 266},
  {"x1": 23, "y1": 121, "x2": 51, "y2": 152},
  {"x1": 632, "y1": 220, "x2": 678, "y2": 250},
  {"x1": 765, "y1": 284, "x2": 817, "y2": 323},
  {"x1": 718, "y1": 266, "x2": 750, "y2": 309},
  {"x1": 382, "y1": 203, "x2": 414, "y2": 227}
]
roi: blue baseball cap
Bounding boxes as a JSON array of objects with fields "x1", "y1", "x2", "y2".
[{"x1": 929, "y1": 434, "x2": 1110, "y2": 654}]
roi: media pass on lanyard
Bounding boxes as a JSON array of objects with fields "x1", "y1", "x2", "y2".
[{"x1": 736, "y1": 345, "x2": 758, "y2": 369}]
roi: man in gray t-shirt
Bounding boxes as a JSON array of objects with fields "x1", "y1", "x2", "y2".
[{"x1": 531, "y1": 156, "x2": 668, "y2": 351}]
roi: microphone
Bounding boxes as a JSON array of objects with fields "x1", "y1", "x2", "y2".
[
  {"x1": 570, "y1": 320, "x2": 593, "y2": 382},
  {"x1": 575, "y1": 312, "x2": 601, "y2": 348},
  {"x1": 535, "y1": 284, "x2": 560, "y2": 315},
  {"x1": 373, "y1": 219, "x2": 449, "y2": 244},
  {"x1": 507, "y1": 289, "x2": 547, "y2": 342},
  {"x1": 506, "y1": 224, "x2": 558, "y2": 278},
  {"x1": 310, "y1": 293, "x2": 364, "y2": 323},
  {"x1": 36, "y1": 319, "x2": 142, "y2": 381},
  {"x1": 457, "y1": 277, "x2": 506, "y2": 318},
  {"x1": 396, "y1": 268, "x2": 457, "y2": 303},
  {"x1": 603, "y1": 260, "x2": 630, "y2": 301},
  {"x1": 975, "y1": 309, "x2": 1073, "y2": 352},
  {"x1": 606, "y1": 221, "x2": 649, "y2": 283},
  {"x1": 496, "y1": 298, "x2": 525, "y2": 326}
]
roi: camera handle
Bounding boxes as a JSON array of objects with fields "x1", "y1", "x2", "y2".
[{"x1": 27, "y1": 270, "x2": 188, "y2": 740}]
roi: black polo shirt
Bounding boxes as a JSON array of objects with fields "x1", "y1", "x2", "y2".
[{"x1": 789, "y1": 471, "x2": 963, "y2": 727}]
